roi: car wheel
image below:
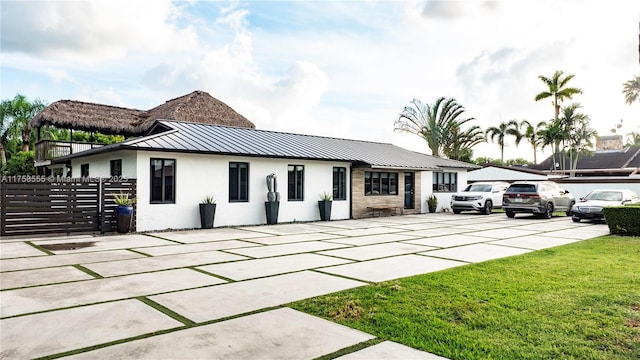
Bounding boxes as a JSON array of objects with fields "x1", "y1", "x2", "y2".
[
  {"x1": 572, "y1": 216, "x2": 580, "y2": 223},
  {"x1": 506, "y1": 210, "x2": 515, "y2": 218},
  {"x1": 544, "y1": 203, "x2": 553, "y2": 219},
  {"x1": 483, "y1": 200, "x2": 493, "y2": 215},
  {"x1": 453, "y1": 209, "x2": 461, "y2": 214},
  {"x1": 566, "y1": 201, "x2": 575, "y2": 216}
]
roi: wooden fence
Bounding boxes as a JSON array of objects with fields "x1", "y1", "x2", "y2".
[{"x1": 0, "y1": 178, "x2": 136, "y2": 237}]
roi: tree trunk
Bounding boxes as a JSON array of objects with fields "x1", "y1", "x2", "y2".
[
  {"x1": 22, "y1": 128, "x2": 30, "y2": 152},
  {"x1": 533, "y1": 144, "x2": 537, "y2": 164},
  {"x1": 0, "y1": 143, "x2": 6, "y2": 166}
]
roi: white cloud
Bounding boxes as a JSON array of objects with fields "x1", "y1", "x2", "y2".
[
  {"x1": 1, "y1": 0, "x2": 196, "y2": 63},
  {"x1": 2, "y1": 0, "x2": 639, "y2": 163}
]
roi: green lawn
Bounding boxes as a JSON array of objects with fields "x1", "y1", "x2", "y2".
[{"x1": 290, "y1": 236, "x2": 640, "y2": 359}]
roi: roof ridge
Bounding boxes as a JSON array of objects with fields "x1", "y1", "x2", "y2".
[
  {"x1": 56, "y1": 99, "x2": 143, "y2": 112},
  {"x1": 621, "y1": 147, "x2": 640, "y2": 168},
  {"x1": 157, "y1": 119, "x2": 397, "y2": 147}
]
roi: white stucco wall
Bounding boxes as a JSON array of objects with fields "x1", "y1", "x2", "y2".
[
  {"x1": 134, "y1": 151, "x2": 351, "y2": 231},
  {"x1": 420, "y1": 168, "x2": 468, "y2": 213},
  {"x1": 70, "y1": 150, "x2": 137, "y2": 178}
]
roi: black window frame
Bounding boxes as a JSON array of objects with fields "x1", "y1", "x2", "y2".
[
  {"x1": 229, "y1": 162, "x2": 249, "y2": 202},
  {"x1": 80, "y1": 163, "x2": 89, "y2": 178},
  {"x1": 110, "y1": 159, "x2": 122, "y2": 177},
  {"x1": 333, "y1": 167, "x2": 347, "y2": 200},
  {"x1": 432, "y1": 172, "x2": 457, "y2": 192},
  {"x1": 364, "y1": 171, "x2": 398, "y2": 196},
  {"x1": 150, "y1": 158, "x2": 176, "y2": 204},
  {"x1": 288, "y1": 165, "x2": 304, "y2": 201}
]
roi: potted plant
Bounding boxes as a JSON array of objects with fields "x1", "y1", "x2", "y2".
[
  {"x1": 318, "y1": 192, "x2": 332, "y2": 221},
  {"x1": 114, "y1": 192, "x2": 136, "y2": 233},
  {"x1": 265, "y1": 173, "x2": 280, "y2": 224},
  {"x1": 199, "y1": 196, "x2": 216, "y2": 229},
  {"x1": 427, "y1": 194, "x2": 438, "y2": 213}
]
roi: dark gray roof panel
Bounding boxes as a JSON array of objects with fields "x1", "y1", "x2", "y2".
[{"x1": 64, "y1": 120, "x2": 478, "y2": 170}]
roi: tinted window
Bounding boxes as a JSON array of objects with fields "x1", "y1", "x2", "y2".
[
  {"x1": 466, "y1": 184, "x2": 492, "y2": 192},
  {"x1": 506, "y1": 184, "x2": 536, "y2": 193}
]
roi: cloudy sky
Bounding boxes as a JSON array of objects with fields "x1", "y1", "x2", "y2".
[{"x1": 2, "y1": 0, "x2": 639, "y2": 162}]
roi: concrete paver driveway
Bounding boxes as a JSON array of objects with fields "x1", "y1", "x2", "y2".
[{"x1": 0, "y1": 213, "x2": 609, "y2": 359}]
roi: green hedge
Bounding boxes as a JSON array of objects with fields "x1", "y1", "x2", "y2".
[{"x1": 603, "y1": 206, "x2": 640, "y2": 236}]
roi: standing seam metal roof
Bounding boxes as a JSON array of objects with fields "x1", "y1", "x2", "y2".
[{"x1": 59, "y1": 120, "x2": 479, "y2": 170}]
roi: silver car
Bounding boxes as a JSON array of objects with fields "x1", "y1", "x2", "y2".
[
  {"x1": 571, "y1": 189, "x2": 640, "y2": 222},
  {"x1": 451, "y1": 181, "x2": 509, "y2": 215},
  {"x1": 503, "y1": 181, "x2": 575, "y2": 219}
]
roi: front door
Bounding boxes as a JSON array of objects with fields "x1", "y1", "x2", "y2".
[{"x1": 404, "y1": 172, "x2": 415, "y2": 209}]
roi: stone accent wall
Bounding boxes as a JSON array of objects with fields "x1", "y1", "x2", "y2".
[{"x1": 351, "y1": 169, "x2": 422, "y2": 218}]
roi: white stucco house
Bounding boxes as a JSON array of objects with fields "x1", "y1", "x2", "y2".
[
  {"x1": 49, "y1": 119, "x2": 477, "y2": 231},
  {"x1": 31, "y1": 91, "x2": 478, "y2": 232}
]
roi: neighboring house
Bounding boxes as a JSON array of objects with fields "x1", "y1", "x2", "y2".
[
  {"x1": 49, "y1": 119, "x2": 477, "y2": 231},
  {"x1": 467, "y1": 165, "x2": 548, "y2": 183},
  {"x1": 531, "y1": 145, "x2": 640, "y2": 177}
]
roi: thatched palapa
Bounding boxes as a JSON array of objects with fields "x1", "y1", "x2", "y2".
[{"x1": 30, "y1": 90, "x2": 255, "y2": 136}]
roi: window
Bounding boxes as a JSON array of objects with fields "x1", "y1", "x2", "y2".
[
  {"x1": 433, "y1": 172, "x2": 457, "y2": 192},
  {"x1": 229, "y1": 162, "x2": 249, "y2": 202},
  {"x1": 80, "y1": 164, "x2": 89, "y2": 177},
  {"x1": 364, "y1": 171, "x2": 398, "y2": 196},
  {"x1": 333, "y1": 167, "x2": 347, "y2": 200},
  {"x1": 110, "y1": 159, "x2": 122, "y2": 177},
  {"x1": 288, "y1": 165, "x2": 304, "y2": 201},
  {"x1": 150, "y1": 158, "x2": 175, "y2": 203}
]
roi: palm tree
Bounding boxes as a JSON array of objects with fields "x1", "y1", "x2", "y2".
[
  {"x1": 484, "y1": 120, "x2": 522, "y2": 163},
  {"x1": 538, "y1": 119, "x2": 564, "y2": 172},
  {"x1": 535, "y1": 70, "x2": 583, "y2": 120},
  {"x1": 622, "y1": 75, "x2": 640, "y2": 105},
  {"x1": 561, "y1": 103, "x2": 594, "y2": 176},
  {"x1": 443, "y1": 123, "x2": 485, "y2": 161},
  {"x1": 0, "y1": 94, "x2": 46, "y2": 156},
  {"x1": 519, "y1": 119, "x2": 546, "y2": 164},
  {"x1": 395, "y1": 97, "x2": 476, "y2": 158}
]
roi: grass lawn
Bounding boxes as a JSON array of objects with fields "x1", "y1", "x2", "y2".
[{"x1": 290, "y1": 236, "x2": 640, "y2": 359}]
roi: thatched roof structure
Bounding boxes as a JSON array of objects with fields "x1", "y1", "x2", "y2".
[{"x1": 30, "y1": 91, "x2": 255, "y2": 136}]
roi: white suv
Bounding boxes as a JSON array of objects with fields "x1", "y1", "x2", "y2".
[{"x1": 451, "y1": 181, "x2": 510, "y2": 215}]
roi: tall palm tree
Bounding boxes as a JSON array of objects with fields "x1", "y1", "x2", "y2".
[
  {"x1": 484, "y1": 120, "x2": 522, "y2": 163},
  {"x1": 0, "y1": 94, "x2": 46, "y2": 156},
  {"x1": 519, "y1": 119, "x2": 546, "y2": 164},
  {"x1": 535, "y1": 70, "x2": 583, "y2": 120},
  {"x1": 395, "y1": 97, "x2": 476, "y2": 158},
  {"x1": 622, "y1": 75, "x2": 640, "y2": 105}
]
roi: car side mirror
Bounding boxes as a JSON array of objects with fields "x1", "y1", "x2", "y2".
[
  {"x1": 564, "y1": 190, "x2": 570, "y2": 194},
  {"x1": 579, "y1": 197, "x2": 584, "y2": 201}
]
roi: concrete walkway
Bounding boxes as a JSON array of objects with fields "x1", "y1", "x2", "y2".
[{"x1": 0, "y1": 213, "x2": 609, "y2": 359}]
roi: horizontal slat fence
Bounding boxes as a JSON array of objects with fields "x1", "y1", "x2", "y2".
[
  {"x1": 101, "y1": 180, "x2": 137, "y2": 234},
  {"x1": 1, "y1": 178, "x2": 136, "y2": 237}
]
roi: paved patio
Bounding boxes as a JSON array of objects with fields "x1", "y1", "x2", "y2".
[{"x1": 0, "y1": 213, "x2": 609, "y2": 359}]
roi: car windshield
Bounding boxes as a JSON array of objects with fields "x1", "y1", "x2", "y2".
[
  {"x1": 506, "y1": 184, "x2": 536, "y2": 193},
  {"x1": 584, "y1": 191, "x2": 622, "y2": 201},
  {"x1": 464, "y1": 184, "x2": 492, "y2": 192}
]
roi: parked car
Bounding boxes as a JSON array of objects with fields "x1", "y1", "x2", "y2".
[
  {"x1": 571, "y1": 189, "x2": 640, "y2": 223},
  {"x1": 451, "y1": 181, "x2": 509, "y2": 215},
  {"x1": 502, "y1": 181, "x2": 575, "y2": 219}
]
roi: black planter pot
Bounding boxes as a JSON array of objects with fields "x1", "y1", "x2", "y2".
[
  {"x1": 265, "y1": 201, "x2": 279, "y2": 224},
  {"x1": 318, "y1": 200, "x2": 332, "y2": 221},
  {"x1": 115, "y1": 205, "x2": 134, "y2": 233},
  {"x1": 199, "y1": 203, "x2": 216, "y2": 229}
]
